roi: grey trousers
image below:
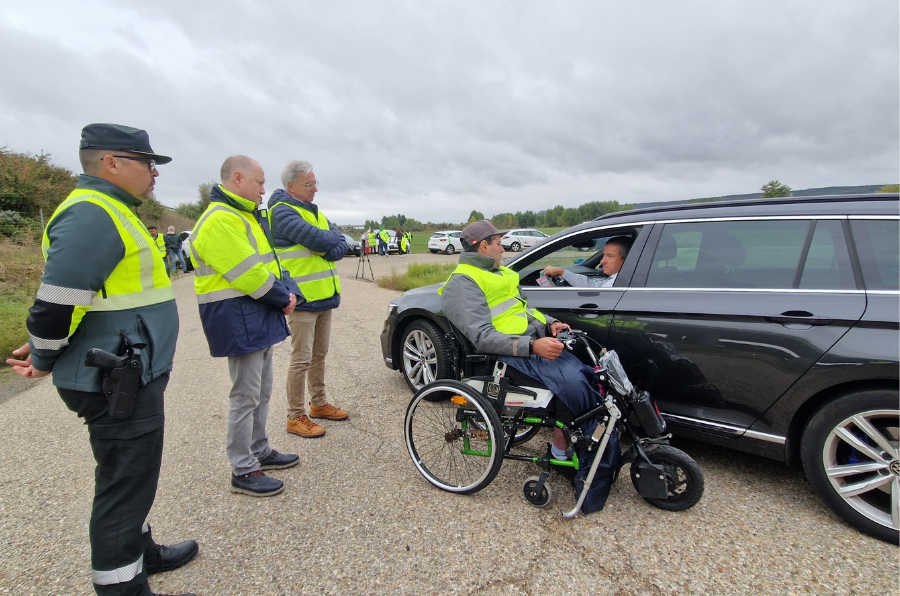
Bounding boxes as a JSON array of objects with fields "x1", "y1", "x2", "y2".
[{"x1": 227, "y1": 346, "x2": 275, "y2": 475}]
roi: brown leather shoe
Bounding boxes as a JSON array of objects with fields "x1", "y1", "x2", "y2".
[
  {"x1": 308, "y1": 403, "x2": 349, "y2": 421},
  {"x1": 287, "y1": 415, "x2": 325, "y2": 438}
]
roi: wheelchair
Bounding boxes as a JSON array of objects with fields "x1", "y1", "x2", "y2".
[{"x1": 403, "y1": 328, "x2": 704, "y2": 516}]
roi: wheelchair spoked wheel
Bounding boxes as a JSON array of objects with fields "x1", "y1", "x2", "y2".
[
  {"x1": 631, "y1": 445, "x2": 704, "y2": 511},
  {"x1": 405, "y1": 381, "x2": 504, "y2": 494},
  {"x1": 523, "y1": 476, "x2": 552, "y2": 507}
]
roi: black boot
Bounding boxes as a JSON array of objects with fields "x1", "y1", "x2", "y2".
[{"x1": 143, "y1": 524, "x2": 199, "y2": 575}]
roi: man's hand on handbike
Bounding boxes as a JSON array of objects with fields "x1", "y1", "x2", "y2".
[{"x1": 532, "y1": 321, "x2": 573, "y2": 360}]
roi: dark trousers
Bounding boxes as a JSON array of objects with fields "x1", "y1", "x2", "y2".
[{"x1": 58, "y1": 374, "x2": 168, "y2": 596}]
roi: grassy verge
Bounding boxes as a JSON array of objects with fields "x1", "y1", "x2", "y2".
[
  {"x1": 377, "y1": 262, "x2": 456, "y2": 292},
  {"x1": 0, "y1": 239, "x2": 43, "y2": 364}
]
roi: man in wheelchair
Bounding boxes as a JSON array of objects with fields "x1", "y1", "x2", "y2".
[{"x1": 439, "y1": 220, "x2": 620, "y2": 512}]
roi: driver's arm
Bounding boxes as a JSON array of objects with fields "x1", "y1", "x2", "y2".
[{"x1": 559, "y1": 269, "x2": 607, "y2": 288}]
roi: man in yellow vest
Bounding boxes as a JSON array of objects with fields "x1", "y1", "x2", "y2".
[
  {"x1": 190, "y1": 155, "x2": 301, "y2": 497},
  {"x1": 440, "y1": 220, "x2": 620, "y2": 513},
  {"x1": 148, "y1": 224, "x2": 169, "y2": 275},
  {"x1": 6, "y1": 123, "x2": 197, "y2": 596},
  {"x1": 268, "y1": 160, "x2": 349, "y2": 439},
  {"x1": 367, "y1": 229, "x2": 377, "y2": 255}
]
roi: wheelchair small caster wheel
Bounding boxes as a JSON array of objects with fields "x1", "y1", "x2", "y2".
[{"x1": 523, "y1": 476, "x2": 552, "y2": 507}]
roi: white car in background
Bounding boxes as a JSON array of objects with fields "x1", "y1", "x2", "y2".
[
  {"x1": 427, "y1": 230, "x2": 463, "y2": 254},
  {"x1": 501, "y1": 228, "x2": 548, "y2": 252}
]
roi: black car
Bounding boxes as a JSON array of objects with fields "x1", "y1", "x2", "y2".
[
  {"x1": 380, "y1": 193, "x2": 900, "y2": 543},
  {"x1": 342, "y1": 233, "x2": 363, "y2": 257}
]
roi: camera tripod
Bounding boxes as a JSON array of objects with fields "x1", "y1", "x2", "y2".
[{"x1": 355, "y1": 248, "x2": 374, "y2": 281}]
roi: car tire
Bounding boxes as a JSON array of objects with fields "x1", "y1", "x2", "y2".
[
  {"x1": 445, "y1": 244, "x2": 456, "y2": 255},
  {"x1": 400, "y1": 319, "x2": 452, "y2": 392},
  {"x1": 510, "y1": 241, "x2": 521, "y2": 252},
  {"x1": 182, "y1": 251, "x2": 194, "y2": 272},
  {"x1": 800, "y1": 389, "x2": 899, "y2": 544}
]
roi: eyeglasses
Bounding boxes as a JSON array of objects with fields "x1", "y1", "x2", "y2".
[
  {"x1": 106, "y1": 155, "x2": 157, "y2": 171},
  {"x1": 299, "y1": 181, "x2": 318, "y2": 189}
]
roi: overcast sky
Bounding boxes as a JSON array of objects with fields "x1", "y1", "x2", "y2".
[{"x1": 1, "y1": 1, "x2": 897, "y2": 225}]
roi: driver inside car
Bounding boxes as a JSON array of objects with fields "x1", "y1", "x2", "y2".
[
  {"x1": 439, "y1": 220, "x2": 621, "y2": 512},
  {"x1": 542, "y1": 236, "x2": 632, "y2": 287}
]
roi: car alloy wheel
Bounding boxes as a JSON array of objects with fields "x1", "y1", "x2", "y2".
[
  {"x1": 510, "y1": 241, "x2": 521, "y2": 252},
  {"x1": 802, "y1": 390, "x2": 899, "y2": 543},
  {"x1": 400, "y1": 320, "x2": 451, "y2": 391}
]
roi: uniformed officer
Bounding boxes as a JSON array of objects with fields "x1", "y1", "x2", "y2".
[
  {"x1": 148, "y1": 225, "x2": 169, "y2": 275},
  {"x1": 7, "y1": 123, "x2": 198, "y2": 596}
]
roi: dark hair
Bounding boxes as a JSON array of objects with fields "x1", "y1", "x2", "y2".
[{"x1": 605, "y1": 236, "x2": 633, "y2": 260}]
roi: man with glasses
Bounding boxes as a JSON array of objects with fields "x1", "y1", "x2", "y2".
[
  {"x1": 439, "y1": 220, "x2": 620, "y2": 514},
  {"x1": 6, "y1": 123, "x2": 198, "y2": 596},
  {"x1": 268, "y1": 160, "x2": 349, "y2": 439}
]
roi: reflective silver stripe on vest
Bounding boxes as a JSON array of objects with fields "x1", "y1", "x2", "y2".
[
  {"x1": 489, "y1": 297, "x2": 521, "y2": 318},
  {"x1": 36, "y1": 283, "x2": 94, "y2": 306},
  {"x1": 222, "y1": 253, "x2": 265, "y2": 283},
  {"x1": 277, "y1": 248, "x2": 314, "y2": 260},
  {"x1": 91, "y1": 286, "x2": 175, "y2": 311},
  {"x1": 92, "y1": 555, "x2": 143, "y2": 586},
  {"x1": 196, "y1": 287, "x2": 245, "y2": 304},
  {"x1": 249, "y1": 274, "x2": 276, "y2": 299},
  {"x1": 29, "y1": 334, "x2": 69, "y2": 350},
  {"x1": 292, "y1": 269, "x2": 337, "y2": 284}
]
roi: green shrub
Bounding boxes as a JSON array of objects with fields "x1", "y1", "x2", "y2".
[{"x1": 377, "y1": 262, "x2": 456, "y2": 292}]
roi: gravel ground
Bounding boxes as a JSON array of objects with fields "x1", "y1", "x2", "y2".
[{"x1": 0, "y1": 251, "x2": 896, "y2": 596}]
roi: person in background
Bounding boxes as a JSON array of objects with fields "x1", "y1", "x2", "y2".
[{"x1": 164, "y1": 226, "x2": 187, "y2": 275}]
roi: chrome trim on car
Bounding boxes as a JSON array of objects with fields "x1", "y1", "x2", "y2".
[{"x1": 663, "y1": 413, "x2": 786, "y2": 444}]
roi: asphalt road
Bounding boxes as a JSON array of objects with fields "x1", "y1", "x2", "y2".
[{"x1": 0, "y1": 251, "x2": 895, "y2": 595}]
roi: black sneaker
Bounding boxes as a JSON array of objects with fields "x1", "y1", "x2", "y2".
[
  {"x1": 231, "y1": 470, "x2": 284, "y2": 497},
  {"x1": 258, "y1": 449, "x2": 300, "y2": 471}
]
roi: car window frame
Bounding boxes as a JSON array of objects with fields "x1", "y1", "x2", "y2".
[{"x1": 630, "y1": 215, "x2": 865, "y2": 293}]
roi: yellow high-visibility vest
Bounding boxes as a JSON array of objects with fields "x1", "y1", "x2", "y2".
[{"x1": 439, "y1": 263, "x2": 546, "y2": 334}]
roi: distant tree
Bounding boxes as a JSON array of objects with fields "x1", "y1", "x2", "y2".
[
  {"x1": 175, "y1": 202, "x2": 202, "y2": 219},
  {"x1": 559, "y1": 208, "x2": 582, "y2": 227},
  {"x1": 382, "y1": 215, "x2": 400, "y2": 229},
  {"x1": 403, "y1": 218, "x2": 425, "y2": 231},
  {"x1": 877, "y1": 184, "x2": 899, "y2": 193},
  {"x1": 518, "y1": 210, "x2": 536, "y2": 227},
  {"x1": 468, "y1": 209, "x2": 484, "y2": 222},
  {"x1": 137, "y1": 191, "x2": 164, "y2": 221},
  {"x1": 760, "y1": 180, "x2": 792, "y2": 198},
  {"x1": 397, "y1": 214, "x2": 407, "y2": 226},
  {"x1": 492, "y1": 213, "x2": 515, "y2": 227},
  {"x1": 197, "y1": 180, "x2": 215, "y2": 212},
  {"x1": 0, "y1": 148, "x2": 77, "y2": 216},
  {"x1": 364, "y1": 219, "x2": 379, "y2": 231}
]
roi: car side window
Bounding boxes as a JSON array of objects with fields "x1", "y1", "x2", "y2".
[
  {"x1": 647, "y1": 220, "x2": 811, "y2": 289},
  {"x1": 850, "y1": 219, "x2": 900, "y2": 291},
  {"x1": 798, "y1": 220, "x2": 855, "y2": 290},
  {"x1": 525, "y1": 228, "x2": 639, "y2": 274}
]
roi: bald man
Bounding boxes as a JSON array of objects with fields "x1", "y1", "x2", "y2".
[{"x1": 189, "y1": 155, "x2": 303, "y2": 497}]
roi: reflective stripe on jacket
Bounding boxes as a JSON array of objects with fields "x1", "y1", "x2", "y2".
[
  {"x1": 268, "y1": 201, "x2": 341, "y2": 302},
  {"x1": 191, "y1": 189, "x2": 283, "y2": 304},
  {"x1": 439, "y1": 262, "x2": 546, "y2": 334}
]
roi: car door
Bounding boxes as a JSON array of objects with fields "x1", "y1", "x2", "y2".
[
  {"x1": 611, "y1": 217, "x2": 866, "y2": 434},
  {"x1": 514, "y1": 224, "x2": 650, "y2": 347},
  {"x1": 449, "y1": 232, "x2": 462, "y2": 251}
]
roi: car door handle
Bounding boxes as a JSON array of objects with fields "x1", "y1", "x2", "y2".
[
  {"x1": 765, "y1": 311, "x2": 834, "y2": 326},
  {"x1": 569, "y1": 304, "x2": 599, "y2": 312}
]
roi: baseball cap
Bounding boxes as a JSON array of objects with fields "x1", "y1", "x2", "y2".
[
  {"x1": 80, "y1": 123, "x2": 172, "y2": 164},
  {"x1": 461, "y1": 220, "x2": 507, "y2": 250}
]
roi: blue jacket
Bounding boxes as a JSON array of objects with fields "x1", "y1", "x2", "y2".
[
  {"x1": 197, "y1": 185, "x2": 301, "y2": 357},
  {"x1": 268, "y1": 188, "x2": 346, "y2": 312}
]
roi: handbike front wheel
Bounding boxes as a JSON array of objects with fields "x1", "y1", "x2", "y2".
[
  {"x1": 405, "y1": 381, "x2": 504, "y2": 494},
  {"x1": 631, "y1": 445, "x2": 704, "y2": 511}
]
